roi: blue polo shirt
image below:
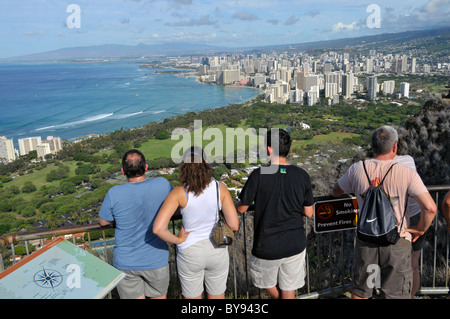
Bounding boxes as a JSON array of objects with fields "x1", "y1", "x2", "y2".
[{"x1": 99, "y1": 177, "x2": 173, "y2": 270}]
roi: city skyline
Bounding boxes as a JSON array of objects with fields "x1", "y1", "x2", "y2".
[{"x1": 1, "y1": 0, "x2": 449, "y2": 59}]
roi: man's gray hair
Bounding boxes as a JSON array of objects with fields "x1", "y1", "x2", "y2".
[{"x1": 371, "y1": 125, "x2": 398, "y2": 155}]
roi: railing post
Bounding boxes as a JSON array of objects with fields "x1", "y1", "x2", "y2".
[
  {"x1": 232, "y1": 242, "x2": 237, "y2": 299},
  {"x1": 242, "y1": 212, "x2": 249, "y2": 299},
  {"x1": 87, "y1": 232, "x2": 92, "y2": 249},
  {"x1": 305, "y1": 217, "x2": 311, "y2": 296},
  {"x1": 0, "y1": 252, "x2": 4, "y2": 272},
  {"x1": 25, "y1": 241, "x2": 30, "y2": 256},
  {"x1": 10, "y1": 243, "x2": 16, "y2": 265}
]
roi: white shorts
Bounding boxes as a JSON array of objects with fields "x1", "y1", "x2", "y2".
[
  {"x1": 176, "y1": 238, "x2": 229, "y2": 298},
  {"x1": 250, "y1": 249, "x2": 306, "y2": 291}
]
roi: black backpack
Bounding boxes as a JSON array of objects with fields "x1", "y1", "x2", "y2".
[{"x1": 356, "y1": 161, "x2": 406, "y2": 246}]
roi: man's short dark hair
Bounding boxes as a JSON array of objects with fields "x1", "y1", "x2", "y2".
[
  {"x1": 266, "y1": 128, "x2": 292, "y2": 158},
  {"x1": 122, "y1": 149, "x2": 146, "y2": 178}
]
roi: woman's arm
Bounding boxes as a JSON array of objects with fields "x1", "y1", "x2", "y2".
[
  {"x1": 220, "y1": 182, "x2": 240, "y2": 231},
  {"x1": 153, "y1": 186, "x2": 189, "y2": 244}
]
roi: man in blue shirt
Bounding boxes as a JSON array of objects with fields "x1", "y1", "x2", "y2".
[{"x1": 99, "y1": 149, "x2": 173, "y2": 299}]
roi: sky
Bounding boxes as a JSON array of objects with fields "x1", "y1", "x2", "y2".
[{"x1": 0, "y1": 0, "x2": 449, "y2": 58}]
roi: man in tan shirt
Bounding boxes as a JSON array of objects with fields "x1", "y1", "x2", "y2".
[{"x1": 332, "y1": 126, "x2": 436, "y2": 299}]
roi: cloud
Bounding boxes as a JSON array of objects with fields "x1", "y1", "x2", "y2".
[
  {"x1": 267, "y1": 19, "x2": 279, "y2": 25},
  {"x1": 284, "y1": 15, "x2": 299, "y2": 26},
  {"x1": 232, "y1": 12, "x2": 260, "y2": 21},
  {"x1": 166, "y1": 15, "x2": 216, "y2": 27},
  {"x1": 420, "y1": 0, "x2": 450, "y2": 13},
  {"x1": 23, "y1": 30, "x2": 45, "y2": 36},
  {"x1": 308, "y1": 10, "x2": 320, "y2": 18},
  {"x1": 332, "y1": 21, "x2": 358, "y2": 32},
  {"x1": 376, "y1": 0, "x2": 450, "y2": 32},
  {"x1": 173, "y1": 0, "x2": 193, "y2": 5}
]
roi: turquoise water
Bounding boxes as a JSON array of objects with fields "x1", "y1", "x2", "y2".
[{"x1": 0, "y1": 61, "x2": 260, "y2": 146}]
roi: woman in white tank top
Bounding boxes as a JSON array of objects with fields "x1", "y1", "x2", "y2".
[{"x1": 153, "y1": 147, "x2": 239, "y2": 299}]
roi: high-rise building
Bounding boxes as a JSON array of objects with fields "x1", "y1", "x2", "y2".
[
  {"x1": 296, "y1": 70, "x2": 305, "y2": 91},
  {"x1": 366, "y1": 58, "x2": 373, "y2": 73},
  {"x1": 368, "y1": 76, "x2": 378, "y2": 100},
  {"x1": 325, "y1": 82, "x2": 338, "y2": 98},
  {"x1": 323, "y1": 62, "x2": 332, "y2": 74},
  {"x1": 290, "y1": 89, "x2": 304, "y2": 104},
  {"x1": 400, "y1": 82, "x2": 410, "y2": 98},
  {"x1": 342, "y1": 73, "x2": 354, "y2": 99},
  {"x1": 400, "y1": 56, "x2": 408, "y2": 73},
  {"x1": 216, "y1": 69, "x2": 240, "y2": 85},
  {"x1": 304, "y1": 75, "x2": 319, "y2": 93},
  {"x1": 307, "y1": 90, "x2": 318, "y2": 106},
  {"x1": 411, "y1": 57, "x2": 416, "y2": 73},
  {"x1": 36, "y1": 143, "x2": 51, "y2": 160},
  {"x1": 43, "y1": 136, "x2": 63, "y2": 154},
  {"x1": 325, "y1": 72, "x2": 342, "y2": 93},
  {"x1": 383, "y1": 80, "x2": 395, "y2": 95},
  {"x1": 18, "y1": 136, "x2": 42, "y2": 156},
  {"x1": 0, "y1": 136, "x2": 16, "y2": 163}
]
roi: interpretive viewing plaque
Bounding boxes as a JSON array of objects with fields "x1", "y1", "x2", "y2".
[{"x1": 0, "y1": 237, "x2": 125, "y2": 299}]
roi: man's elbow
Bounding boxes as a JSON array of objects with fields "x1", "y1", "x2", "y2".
[
  {"x1": 237, "y1": 203, "x2": 249, "y2": 214},
  {"x1": 426, "y1": 202, "x2": 437, "y2": 216},
  {"x1": 98, "y1": 218, "x2": 112, "y2": 227}
]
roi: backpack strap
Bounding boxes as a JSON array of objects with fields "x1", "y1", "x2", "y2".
[
  {"x1": 379, "y1": 163, "x2": 397, "y2": 186},
  {"x1": 215, "y1": 180, "x2": 222, "y2": 219},
  {"x1": 362, "y1": 161, "x2": 397, "y2": 187},
  {"x1": 398, "y1": 194, "x2": 409, "y2": 231},
  {"x1": 362, "y1": 161, "x2": 371, "y2": 185}
]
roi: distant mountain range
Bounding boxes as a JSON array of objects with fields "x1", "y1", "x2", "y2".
[
  {"x1": 256, "y1": 27, "x2": 450, "y2": 52},
  {"x1": 3, "y1": 27, "x2": 449, "y2": 62}
]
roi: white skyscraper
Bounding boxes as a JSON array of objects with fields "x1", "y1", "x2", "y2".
[
  {"x1": 366, "y1": 58, "x2": 373, "y2": 73},
  {"x1": 307, "y1": 90, "x2": 318, "y2": 106},
  {"x1": 18, "y1": 136, "x2": 42, "y2": 156},
  {"x1": 325, "y1": 82, "x2": 338, "y2": 98},
  {"x1": 304, "y1": 75, "x2": 319, "y2": 93},
  {"x1": 0, "y1": 136, "x2": 16, "y2": 163},
  {"x1": 342, "y1": 73, "x2": 354, "y2": 99},
  {"x1": 368, "y1": 76, "x2": 378, "y2": 100},
  {"x1": 411, "y1": 57, "x2": 416, "y2": 73},
  {"x1": 383, "y1": 80, "x2": 395, "y2": 95},
  {"x1": 400, "y1": 82, "x2": 410, "y2": 98}
]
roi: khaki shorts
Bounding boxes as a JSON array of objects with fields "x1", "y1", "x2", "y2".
[
  {"x1": 352, "y1": 237, "x2": 412, "y2": 299},
  {"x1": 116, "y1": 265, "x2": 170, "y2": 299},
  {"x1": 177, "y1": 238, "x2": 229, "y2": 298},
  {"x1": 249, "y1": 249, "x2": 306, "y2": 291}
]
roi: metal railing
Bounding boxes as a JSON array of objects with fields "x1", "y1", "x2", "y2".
[{"x1": 0, "y1": 185, "x2": 448, "y2": 299}]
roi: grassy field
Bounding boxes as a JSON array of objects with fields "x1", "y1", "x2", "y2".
[
  {"x1": 139, "y1": 122, "x2": 263, "y2": 161},
  {"x1": 140, "y1": 129, "x2": 359, "y2": 162},
  {"x1": 291, "y1": 131, "x2": 358, "y2": 148}
]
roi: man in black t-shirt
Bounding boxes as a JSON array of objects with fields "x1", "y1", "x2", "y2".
[{"x1": 237, "y1": 129, "x2": 314, "y2": 299}]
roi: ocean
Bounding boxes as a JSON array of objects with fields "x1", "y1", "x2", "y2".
[{"x1": 0, "y1": 61, "x2": 260, "y2": 147}]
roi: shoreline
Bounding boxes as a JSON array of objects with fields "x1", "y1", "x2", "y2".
[
  {"x1": 63, "y1": 77, "x2": 263, "y2": 144},
  {"x1": 2, "y1": 62, "x2": 262, "y2": 146}
]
